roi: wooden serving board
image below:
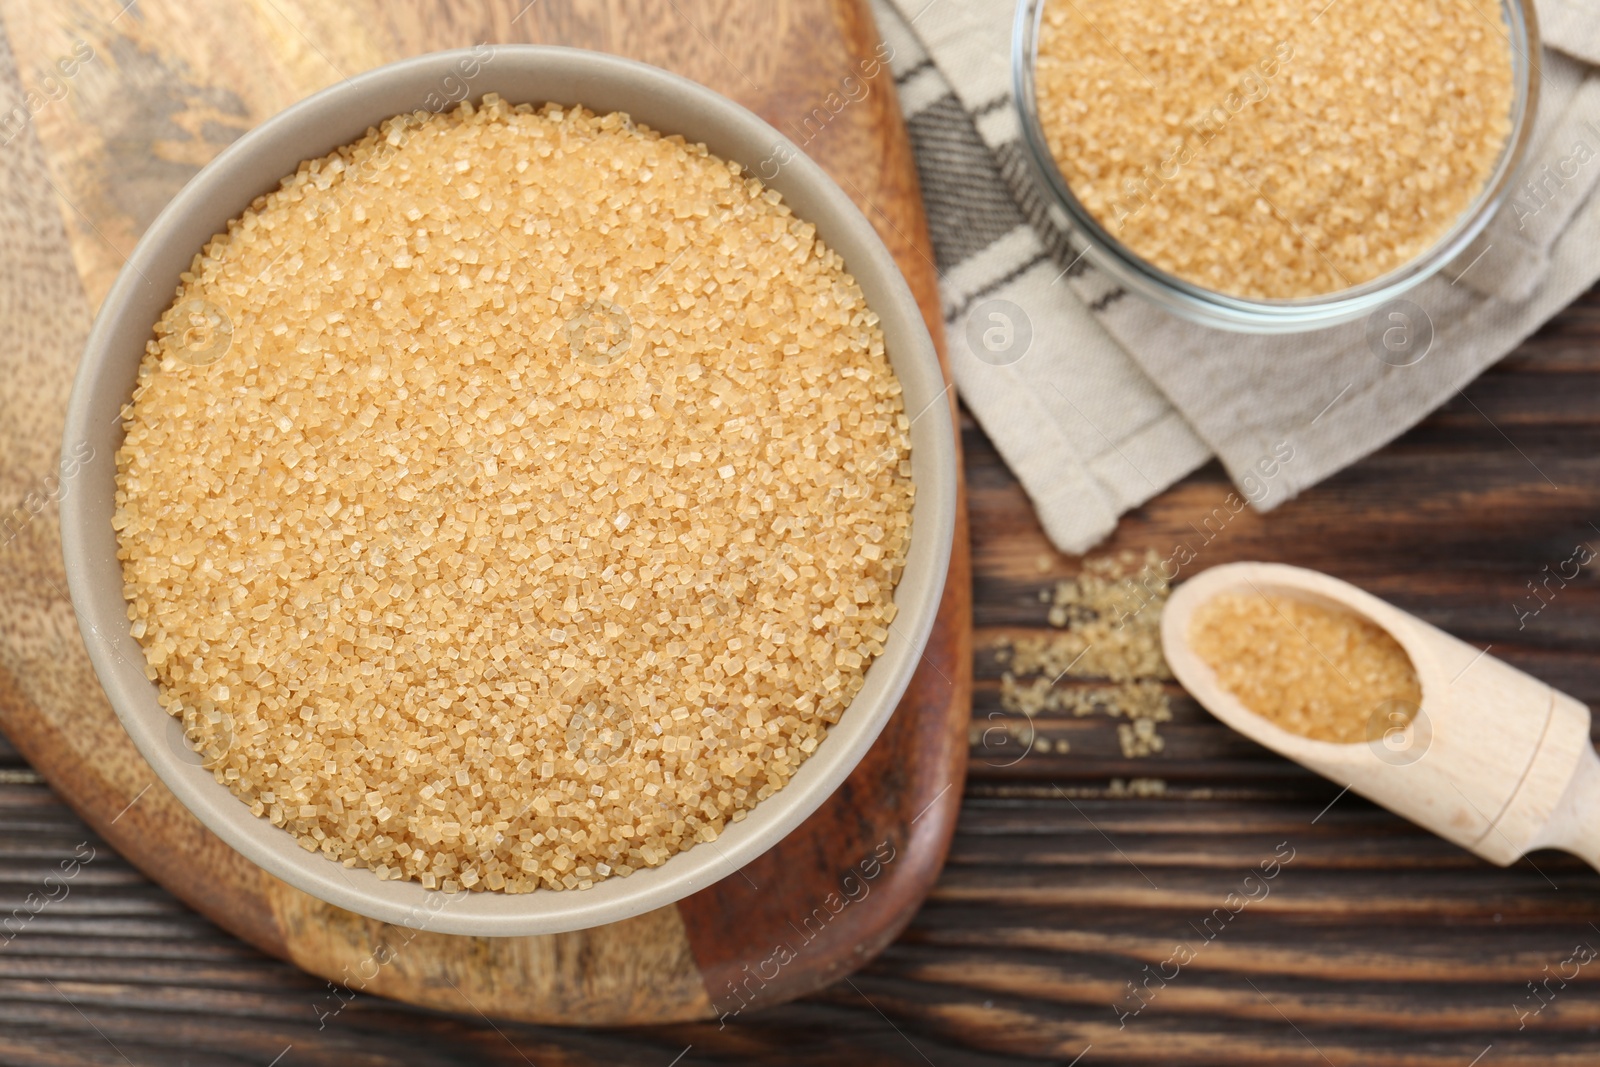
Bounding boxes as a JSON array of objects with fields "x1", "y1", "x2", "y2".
[{"x1": 0, "y1": 0, "x2": 970, "y2": 1026}]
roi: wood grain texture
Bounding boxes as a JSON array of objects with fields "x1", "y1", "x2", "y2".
[
  {"x1": 0, "y1": 0, "x2": 969, "y2": 1029},
  {"x1": 4, "y1": 1, "x2": 1600, "y2": 1065},
  {"x1": 4, "y1": 295, "x2": 1600, "y2": 1063}
]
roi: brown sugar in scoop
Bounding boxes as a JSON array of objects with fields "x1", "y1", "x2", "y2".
[
  {"x1": 1164, "y1": 562, "x2": 1600, "y2": 877},
  {"x1": 1188, "y1": 592, "x2": 1421, "y2": 744}
]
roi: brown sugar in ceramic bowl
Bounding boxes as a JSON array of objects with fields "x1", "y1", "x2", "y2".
[{"x1": 60, "y1": 46, "x2": 956, "y2": 936}]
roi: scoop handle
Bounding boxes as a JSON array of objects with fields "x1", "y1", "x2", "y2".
[
  {"x1": 1443, "y1": 688, "x2": 1598, "y2": 870},
  {"x1": 1530, "y1": 741, "x2": 1600, "y2": 875}
]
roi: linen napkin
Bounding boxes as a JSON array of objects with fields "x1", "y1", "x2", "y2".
[{"x1": 870, "y1": 0, "x2": 1600, "y2": 553}]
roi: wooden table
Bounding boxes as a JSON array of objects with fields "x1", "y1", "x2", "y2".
[
  {"x1": 6, "y1": 2, "x2": 1600, "y2": 1066},
  {"x1": 7, "y1": 300, "x2": 1600, "y2": 1064}
]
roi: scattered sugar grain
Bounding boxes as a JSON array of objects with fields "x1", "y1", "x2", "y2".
[
  {"x1": 1107, "y1": 777, "x2": 1167, "y2": 799},
  {"x1": 999, "y1": 550, "x2": 1171, "y2": 684},
  {"x1": 990, "y1": 550, "x2": 1172, "y2": 760}
]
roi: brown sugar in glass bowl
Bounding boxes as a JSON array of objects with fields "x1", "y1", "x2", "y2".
[
  {"x1": 60, "y1": 47, "x2": 957, "y2": 937},
  {"x1": 1012, "y1": 0, "x2": 1540, "y2": 331}
]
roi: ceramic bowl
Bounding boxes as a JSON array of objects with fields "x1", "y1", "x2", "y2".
[{"x1": 59, "y1": 45, "x2": 956, "y2": 936}]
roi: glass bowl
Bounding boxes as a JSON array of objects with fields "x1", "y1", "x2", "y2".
[{"x1": 1012, "y1": 0, "x2": 1541, "y2": 334}]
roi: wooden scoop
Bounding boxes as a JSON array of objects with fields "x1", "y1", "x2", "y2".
[{"x1": 1161, "y1": 562, "x2": 1600, "y2": 871}]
